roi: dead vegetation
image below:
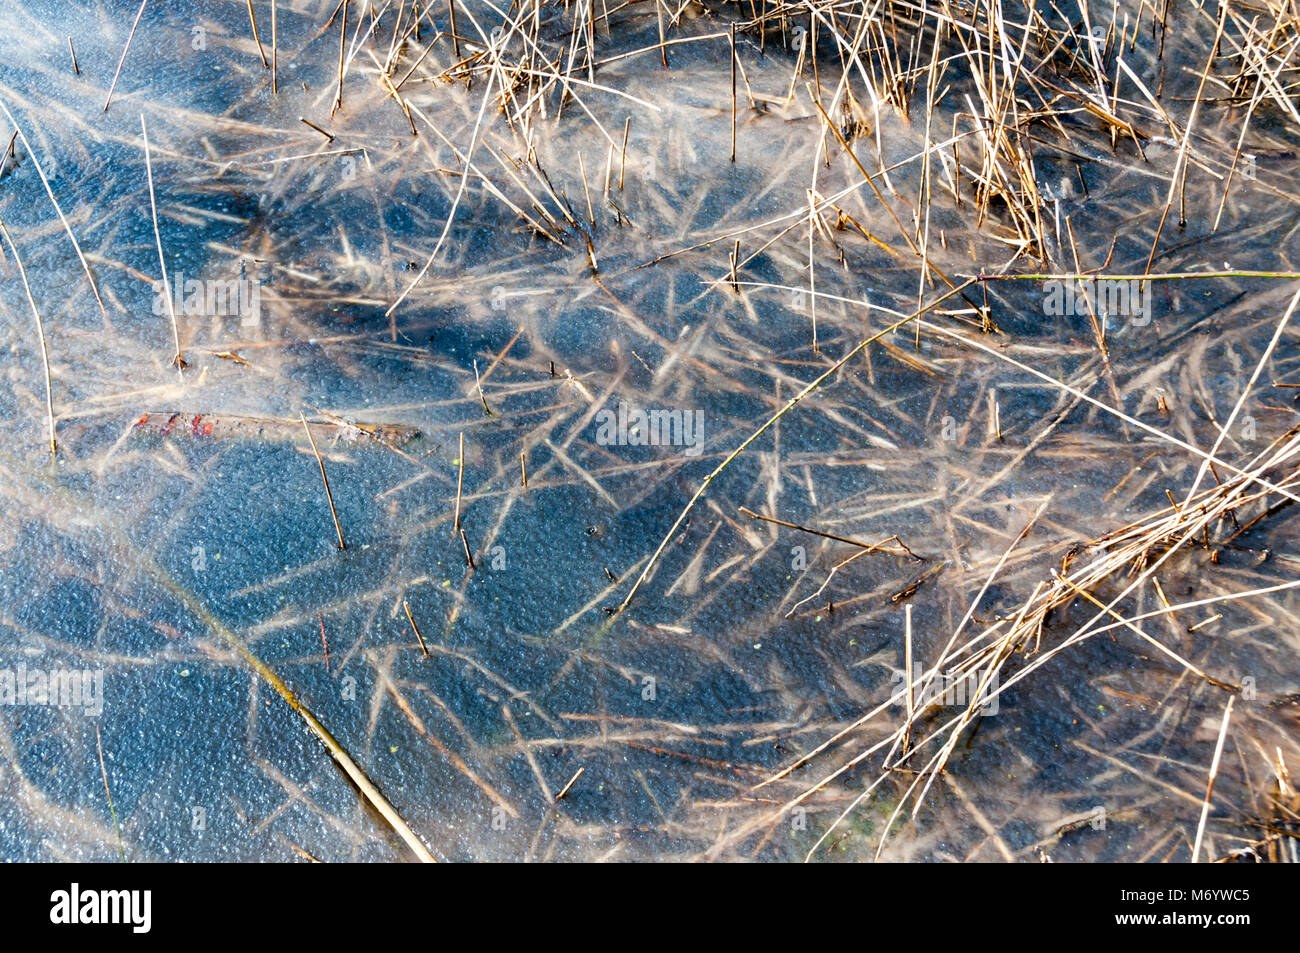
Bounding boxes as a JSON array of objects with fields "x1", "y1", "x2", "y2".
[{"x1": 0, "y1": 0, "x2": 1298, "y2": 862}]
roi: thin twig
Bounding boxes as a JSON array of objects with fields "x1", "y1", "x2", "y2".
[
  {"x1": 403, "y1": 600, "x2": 430, "y2": 656},
  {"x1": 453, "y1": 432, "x2": 465, "y2": 535},
  {"x1": 555, "y1": 767, "x2": 584, "y2": 801},
  {"x1": 300, "y1": 412, "x2": 346, "y2": 550}
]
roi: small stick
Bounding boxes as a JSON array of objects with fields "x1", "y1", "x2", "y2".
[
  {"x1": 453, "y1": 432, "x2": 465, "y2": 535},
  {"x1": 619, "y1": 117, "x2": 630, "y2": 189},
  {"x1": 245, "y1": 0, "x2": 269, "y2": 67},
  {"x1": 300, "y1": 412, "x2": 346, "y2": 550},
  {"x1": 460, "y1": 528, "x2": 475, "y2": 569},
  {"x1": 0, "y1": 218, "x2": 57, "y2": 459},
  {"x1": 738, "y1": 506, "x2": 920, "y2": 559},
  {"x1": 324, "y1": 0, "x2": 347, "y2": 28},
  {"x1": 1188, "y1": 614, "x2": 1221, "y2": 632},
  {"x1": 104, "y1": 0, "x2": 148, "y2": 112},
  {"x1": 299, "y1": 117, "x2": 335, "y2": 141},
  {"x1": 730, "y1": 22, "x2": 737, "y2": 162},
  {"x1": 141, "y1": 115, "x2": 184, "y2": 374},
  {"x1": 403, "y1": 600, "x2": 430, "y2": 656},
  {"x1": 520, "y1": 450, "x2": 528, "y2": 488},
  {"x1": 271, "y1": 0, "x2": 278, "y2": 93},
  {"x1": 95, "y1": 725, "x2": 126, "y2": 863},
  {"x1": 67, "y1": 37, "x2": 80, "y2": 75},
  {"x1": 334, "y1": 0, "x2": 348, "y2": 114},
  {"x1": 473, "y1": 359, "x2": 492, "y2": 415},
  {"x1": 655, "y1": 0, "x2": 666, "y2": 68},
  {"x1": 1192, "y1": 696, "x2": 1234, "y2": 863},
  {"x1": 447, "y1": 0, "x2": 460, "y2": 58},
  {"x1": 555, "y1": 766, "x2": 584, "y2": 801}
]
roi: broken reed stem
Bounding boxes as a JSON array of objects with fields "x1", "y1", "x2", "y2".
[
  {"x1": 460, "y1": 528, "x2": 475, "y2": 568},
  {"x1": 95, "y1": 725, "x2": 126, "y2": 863},
  {"x1": 67, "y1": 37, "x2": 79, "y2": 75},
  {"x1": 1192, "y1": 695, "x2": 1235, "y2": 863},
  {"x1": 403, "y1": 600, "x2": 430, "y2": 656},
  {"x1": 520, "y1": 450, "x2": 528, "y2": 488},
  {"x1": 447, "y1": 0, "x2": 460, "y2": 58},
  {"x1": 299, "y1": 412, "x2": 346, "y2": 550},
  {"x1": 616, "y1": 280, "x2": 975, "y2": 614},
  {"x1": 300, "y1": 116, "x2": 335, "y2": 141},
  {"x1": 656, "y1": 0, "x2": 667, "y2": 67},
  {"x1": 246, "y1": 0, "x2": 269, "y2": 67},
  {"x1": 140, "y1": 115, "x2": 184, "y2": 374},
  {"x1": 0, "y1": 218, "x2": 57, "y2": 459},
  {"x1": 453, "y1": 432, "x2": 465, "y2": 535},
  {"x1": 104, "y1": 0, "x2": 148, "y2": 112},
  {"x1": 555, "y1": 766, "x2": 584, "y2": 801}
]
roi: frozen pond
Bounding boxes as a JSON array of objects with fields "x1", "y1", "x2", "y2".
[{"x1": 1, "y1": 0, "x2": 1298, "y2": 861}]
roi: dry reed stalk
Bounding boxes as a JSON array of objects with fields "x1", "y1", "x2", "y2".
[
  {"x1": 1192, "y1": 696, "x2": 1235, "y2": 863},
  {"x1": 104, "y1": 0, "x2": 148, "y2": 112},
  {"x1": 299, "y1": 412, "x2": 347, "y2": 550},
  {"x1": 0, "y1": 218, "x2": 57, "y2": 459},
  {"x1": 245, "y1": 0, "x2": 269, "y2": 68},
  {"x1": 0, "y1": 100, "x2": 105, "y2": 315},
  {"x1": 140, "y1": 115, "x2": 183, "y2": 373}
]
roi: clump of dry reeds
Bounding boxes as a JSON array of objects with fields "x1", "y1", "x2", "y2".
[
  {"x1": 398, "y1": 1, "x2": 1300, "y2": 278},
  {"x1": 711, "y1": 287, "x2": 1300, "y2": 859}
]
